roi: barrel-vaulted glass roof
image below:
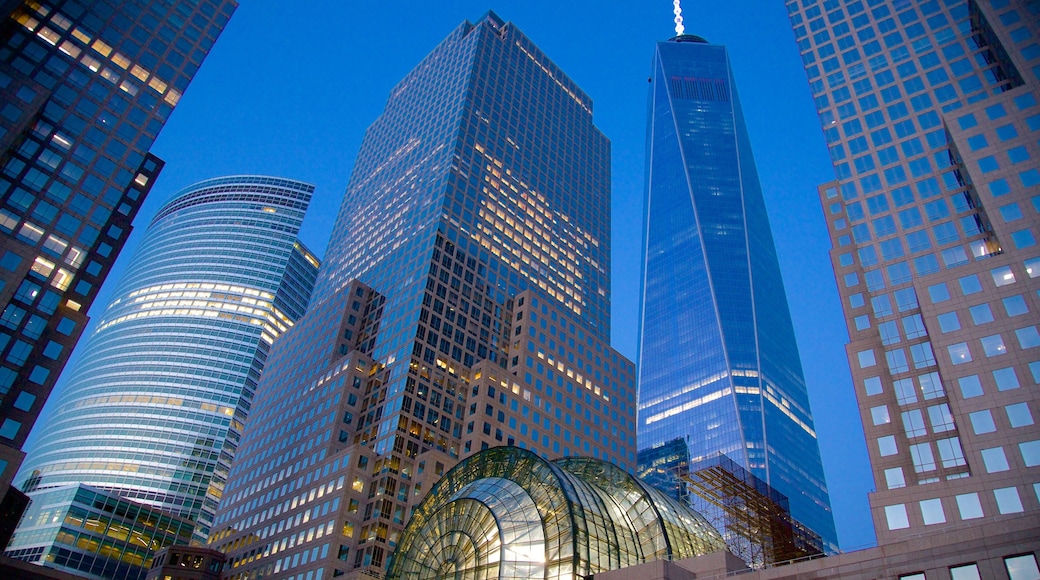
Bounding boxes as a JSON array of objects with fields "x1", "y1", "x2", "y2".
[{"x1": 387, "y1": 447, "x2": 723, "y2": 579}]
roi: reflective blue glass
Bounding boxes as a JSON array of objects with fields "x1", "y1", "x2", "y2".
[
  {"x1": 636, "y1": 37, "x2": 837, "y2": 548},
  {"x1": 14, "y1": 176, "x2": 318, "y2": 545}
]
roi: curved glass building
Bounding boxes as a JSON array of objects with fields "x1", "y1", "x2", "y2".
[
  {"x1": 637, "y1": 36, "x2": 837, "y2": 548},
  {"x1": 387, "y1": 447, "x2": 723, "y2": 580},
  {"x1": 14, "y1": 176, "x2": 318, "y2": 544}
]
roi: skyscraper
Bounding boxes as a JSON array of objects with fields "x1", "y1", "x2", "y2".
[
  {"x1": 785, "y1": 0, "x2": 1039, "y2": 544},
  {"x1": 0, "y1": 0, "x2": 237, "y2": 525},
  {"x1": 209, "y1": 12, "x2": 637, "y2": 579},
  {"x1": 6, "y1": 175, "x2": 318, "y2": 571},
  {"x1": 636, "y1": 34, "x2": 838, "y2": 549}
]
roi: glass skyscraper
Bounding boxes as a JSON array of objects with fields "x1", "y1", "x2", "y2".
[
  {"x1": 636, "y1": 35, "x2": 838, "y2": 549},
  {"x1": 785, "y1": 0, "x2": 1039, "y2": 545},
  {"x1": 210, "y1": 12, "x2": 637, "y2": 579},
  {"x1": 0, "y1": 0, "x2": 236, "y2": 528},
  {"x1": 9, "y1": 175, "x2": 318, "y2": 562}
]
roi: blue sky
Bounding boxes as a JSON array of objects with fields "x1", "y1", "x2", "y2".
[{"x1": 30, "y1": 1, "x2": 877, "y2": 549}]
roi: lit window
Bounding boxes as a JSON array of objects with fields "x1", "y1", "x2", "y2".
[{"x1": 991, "y1": 265, "x2": 1016, "y2": 287}]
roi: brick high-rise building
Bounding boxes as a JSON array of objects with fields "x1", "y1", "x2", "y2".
[
  {"x1": 786, "y1": 0, "x2": 1039, "y2": 545},
  {"x1": 208, "y1": 12, "x2": 637, "y2": 579},
  {"x1": 0, "y1": 0, "x2": 237, "y2": 531}
]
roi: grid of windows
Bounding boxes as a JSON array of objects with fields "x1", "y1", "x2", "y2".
[
  {"x1": 9, "y1": 176, "x2": 317, "y2": 556},
  {"x1": 0, "y1": 0, "x2": 237, "y2": 515},
  {"x1": 789, "y1": 0, "x2": 1040, "y2": 542}
]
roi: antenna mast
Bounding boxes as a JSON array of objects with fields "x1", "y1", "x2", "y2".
[{"x1": 673, "y1": 0, "x2": 685, "y2": 35}]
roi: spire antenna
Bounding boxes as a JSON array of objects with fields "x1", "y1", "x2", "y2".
[{"x1": 673, "y1": 0, "x2": 685, "y2": 36}]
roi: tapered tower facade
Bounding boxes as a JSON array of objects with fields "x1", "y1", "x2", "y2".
[{"x1": 637, "y1": 35, "x2": 838, "y2": 550}]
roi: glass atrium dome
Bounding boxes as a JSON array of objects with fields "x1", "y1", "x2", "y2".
[{"x1": 387, "y1": 447, "x2": 724, "y2": 579}]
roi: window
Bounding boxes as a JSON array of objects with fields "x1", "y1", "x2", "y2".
[
  {"x1": 959, "y1": 274, "x2": 982, "y2": 295},
  {"x1": 994, "y1": 367, "x2": 1020, "y2": 391},
  {"x1": 1006, "y1": 403, "x2": 1034, "y2": 428},
  {"x1": 1016, "y1": 326, "x2": 1040, "y2": 349},
  {"x1": 1004, "y1": 554, "x2": 1040, "y2": 580},
  {"x1": 902, "y1": 315, "x2": 926, "y2": 339},
  {"x1": 878, "y1": 435, "x2": 898, "y2": 456},
  {"x1": 928, "y1": 282, "x2": 949, "y2": 302},
  {"x1": 885, "y1": 467, "x2": 905, "y2": 489},
  {"x1": 894, "y1": 378, "x2": 918, "y2": 405},
  {"x1": 1004, "y1": 295, "x2": 1029, "y2": 317},
  {"x1": 969, "y1": 410, "x2": 995, "y2": 434},
  {"x1": 948, "y1": 342, "x2": 971, "y2": 364},
  {"x1": 902, "y1": 409, "x2": 927, "y2": 437},
  {"x1": 970, "y1": 304, "x2": 994, "y2": 325},
  {"x1": 938, "y1": 312, "x2": 960, "y2": 333},
  {"x1": 1020, "y1": 440, "x2": 1040, "y2": 467},
  {"x1": 888, "y1": 350, "x2": 913, "y2": 382},
  {"x1": 981, "y1": 334, "x2": 1007, "y2": 357},
  {"x1": 928, "y1": 404, "x2": 954, "y2": 432},
  {"x1": 950, "y1": 564, "x2": 981, "y2": 580},
  {"x1": 1012, "y1": 230, "x2": 1037, "y2": 250},
  {"x1": 910, "y1": 442, "x2": 936, "y2": 472},
  {"x1": 894, "y1": 287, "x2": 918, "y2": 311},
  {"x1": 919, "y1": 498, "x2": 945, "y2": 525},
  {"x1": 958, "y1": 375, "x2": 983, "y2": 398},
  {"x1": 956, "y1": 493, "x2": 984, "y2": 520},
  {"x1": 910, "y1": 342, "x2": 936, "y2": 368},
  {"x1": 0, "y1": 419, "x2": 20, "y2": 440},
  {"x1": 871, "y1": 405, "x2": 891, "y2": 425},
  {"x1": 937, "y1": 437, "x2": 966, "y2": 468},
  {"x1": 864, "y1": 376, "x2": 883, "y2": 396},
  {"x1": 859, "y1": 349, "x2": 877, "y2": 368},
  {"x1": 900, "y1": 575, "x2": 925, "y2": 580},
  {"x1": 994, "y1": 487, "x2": 1024, "y2": 514},
  {"x1": 880, "y1": 321, "x2": 901, "y2": 345},
  {"x1": 982, "y1": 447, "x2": 1010, "y2": 473},
  {"x1": 885, "y1": 504, "x2": 910, "y2": 530},
  {"x1": 991, "y1": 265, "x2": 1016, "y2": 287},
  {"x1": 919, "y1": 372, "x2": 944, "y2": 399}
]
